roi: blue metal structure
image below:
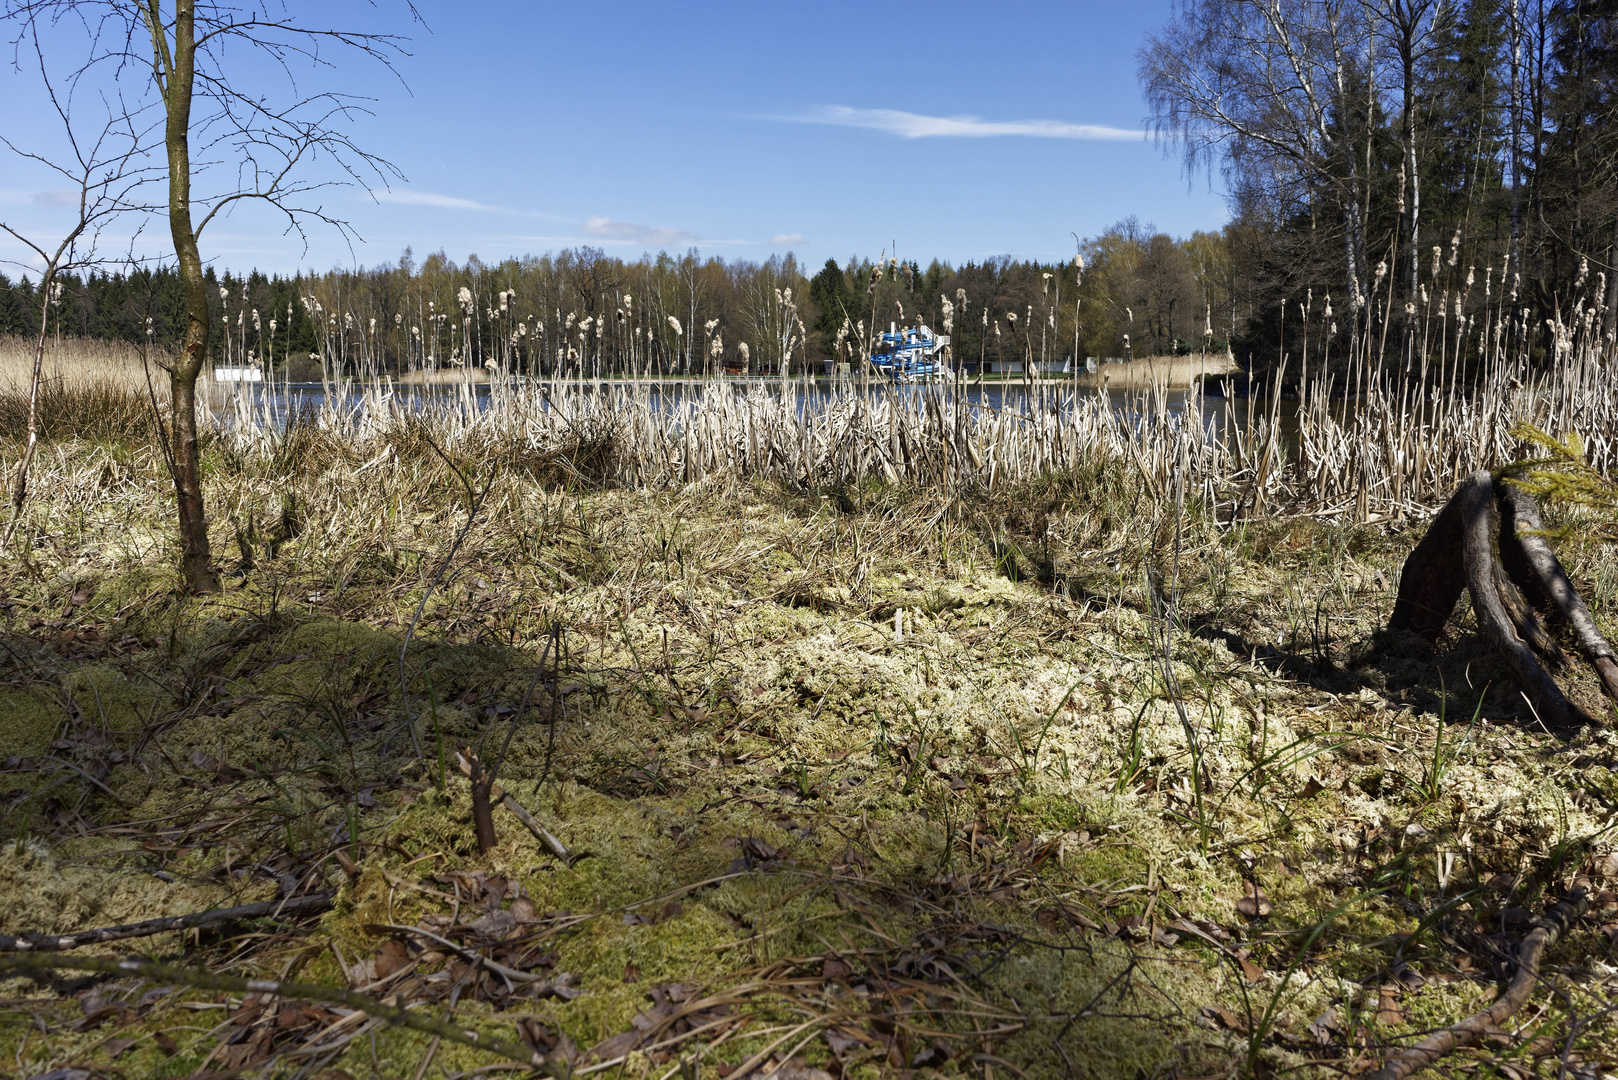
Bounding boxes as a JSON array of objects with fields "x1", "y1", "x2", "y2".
[{"x1": 869, "y1": 322, "x2": 949, "y2": 381}]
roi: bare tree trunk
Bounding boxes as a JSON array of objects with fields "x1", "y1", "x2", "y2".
[
  {"x1": 149, "y1": 0, "x2": 219, "y2": 593},
  {"x1": 1605, "y1": 215, "x2": 1618, "y2": 342},
  {"x1": 7, "y1": 274, "x2": 54, "y2": 526}
]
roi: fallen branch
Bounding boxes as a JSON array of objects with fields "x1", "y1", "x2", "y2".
[
  {"x1": 0, "y1": 892, "x2": 334, "y2": 953},
  {"x1": 1366, "y1": 879, "x2": 1592, "y2": 1080},
  {"x1": 0, "y1": 952, "x2": 549, "y2": 1073}
]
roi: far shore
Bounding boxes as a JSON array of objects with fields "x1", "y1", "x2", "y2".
[
  {"x1": 1071, "y1": 352, "x2": 1242, "y2": 389},
  {"x1": 2, "y1": 336, "x2": 1243, "y2": 394},
  {"x1": 386, "y1": 352, "x2": 1244, "y2": 391}
]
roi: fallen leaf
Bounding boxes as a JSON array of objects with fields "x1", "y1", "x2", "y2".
[
  {"x1": 824, "y1": 1025, "x2": 873, "y2": 1058},
  {"x1": 589, "y1": 1029, "x2": 642, "y2": 1061},
  {"x1": 1307, "y1": 1006, "x2": 1340, "y2": 1046},
  {"x1": 73, "y1": 1005, "x2": 120, "y2": 1031},
  {"x1": 1200, "y1": 1004, "x2": 1250, "y2": 1034},
  {"x1": 1376, "y1": 986, "x2": 1404, "y2": 1027},
  {"x1": 373, "y1": 939, "x2": 411, "y2": 979},
  {"x1": 103, "y1": 1038, "x2": 136, "y2": 1059},
  {"x1": 1236, "y1": 882, "x2": 1273, "y2": 918},
  {"x1": 153, "y1": 1032, "x2": 178, "y2": 1054},
  {"x1": 623, "y1": 962, "x2": 641, "y2": 983},
  {"x1": 1239, "y1": 957, "x2": 1263, "y2": 983}
]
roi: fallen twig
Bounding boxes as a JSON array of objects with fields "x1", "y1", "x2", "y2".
[
  {"x1": 1366, "y1": 878, "x2": 1592, "y2": 1080},
  {"x1": 0, "y1": 891, "x2": 335, "y2": 952},
  {"x1": 0, "y1": 952, "x2": 549, "y2": 1073}
]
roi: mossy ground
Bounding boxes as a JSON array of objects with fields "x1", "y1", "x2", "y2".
[{"x1": 1, "y1": 412, "x2": 1616, "y2": 1080}]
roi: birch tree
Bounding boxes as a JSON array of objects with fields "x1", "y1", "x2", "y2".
[{"x1": 1140, "y1": 0, "x2": 1378, "y2": 319}]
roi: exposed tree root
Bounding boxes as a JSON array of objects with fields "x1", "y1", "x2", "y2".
[
  {"x1": 0, "y1": 892, "x2": 334, "y2": 953},
  {"x1": 1390, "y1": 469, "x2": 1614, "y2": 729},
  {"x1": 1365, "y1": 879, "x2": 1592, "y2": 1080},
  {"x1": 1497, "y1": 482, "x2": 1618, "y2": 700}
]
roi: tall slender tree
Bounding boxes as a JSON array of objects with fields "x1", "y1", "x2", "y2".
[{"x1": 3, "y1": 0, "x2": 411, "y2": 590}]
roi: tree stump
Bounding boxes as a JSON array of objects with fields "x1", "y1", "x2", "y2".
[{"x1": 1389, "y1": 469, "x2": 1614, "y2": 729}]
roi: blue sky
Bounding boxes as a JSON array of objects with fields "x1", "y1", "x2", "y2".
[{"x1": 0, "y1": 0, "x2": 1231, "y2": 278}]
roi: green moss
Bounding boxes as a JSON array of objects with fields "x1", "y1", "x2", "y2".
[{"x1": 0, "y1": 688, "x2": 58, "y2": 757}]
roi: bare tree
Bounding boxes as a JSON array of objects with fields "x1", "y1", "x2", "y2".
[
  {"x1": 1, "y1": 16, "x2": 159, "y2": 534},
  {"x1": 1140, "y1": 0, "x2": 1377, "y2": 320},
  {"x1": 2, "y1": 0, "x2": 411, "y2": 591},
  {"x1": 1374, "y1": 0, "x2": 1449, "y2": 346}
]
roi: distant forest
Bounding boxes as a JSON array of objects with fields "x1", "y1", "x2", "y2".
[{"x1": 0, "y1": 230, "x2": 1233, "y2": 379}]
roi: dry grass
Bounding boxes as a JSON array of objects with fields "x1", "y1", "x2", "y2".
[
  {"x1": 3, "y1": 323, "x2": 1618, "y2": 1077},
  {"x1": 0, "y1": 335, "x2": 158, "y2": 393},
  {"x1": 0, "y1": 377, "x2": 1615, "y2": 1078}
]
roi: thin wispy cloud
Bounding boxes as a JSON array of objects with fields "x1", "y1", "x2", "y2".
[
  {"x1": 770, "y1": 233, "x2": 804, "y2": 246},
  {"x1": 786, "y1": 105, "x2": 1142, "y2": 141},
  {"x1": 32, "y1": 188, "x2": 80, "y2": 207},
  {"x1": 582, "y1": 216, "x2": 699, "y2": 248},
  {"x1": 370, "y1": 189, "x2": 504, "y2": 212}
]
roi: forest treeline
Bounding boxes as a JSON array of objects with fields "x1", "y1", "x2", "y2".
[
  {"x1": 0, "y1": 231, "x2": 1233, "y2": 379},
  {"x1": 1141, "y1": 0, "x2": 1618, "y2": 362}
]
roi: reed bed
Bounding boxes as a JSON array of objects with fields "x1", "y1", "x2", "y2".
[{"x1": 198, "y1": 318, "x2": 1617, "y2": 527}]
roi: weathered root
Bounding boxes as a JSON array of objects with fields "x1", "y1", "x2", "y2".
[
  {"x1": 1389, "y1": 472, "x2": 1478, "y2": 642},
  {"x1": 1390, "y1": 469, "x2": 1607, "y2": 729},
  {"x1": 1497, "y1": 482, "x2": 1618, "y2": 700},
  {"x1": 1365, "y1": 879, "x2": 1591, "y2": 1080}
]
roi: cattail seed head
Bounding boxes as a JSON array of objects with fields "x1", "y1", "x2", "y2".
[{"x1": 667, "y1": 315, "x2": 682, "y2": 335}]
